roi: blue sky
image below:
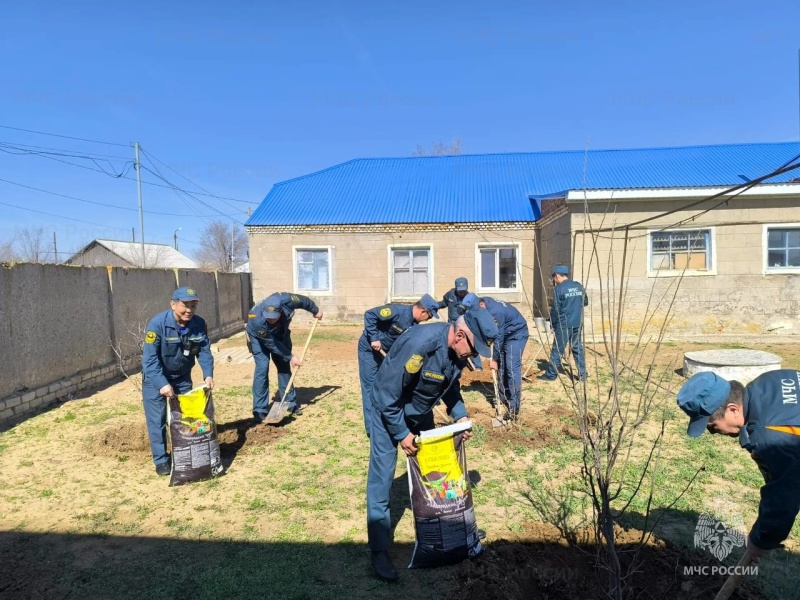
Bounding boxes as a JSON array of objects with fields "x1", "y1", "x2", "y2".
[{"x1": 1, "y1": 1, "x2": 798, "y2": 259}]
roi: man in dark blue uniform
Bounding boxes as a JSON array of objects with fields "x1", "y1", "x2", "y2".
[
  {"x1": 141, "y1": 287, "x2": 214, "y2": 476},
  {"x1": 461, "y1": 294, "x2": 529, "y2": 420},
  {"x1": 438, "y1": 277, "x2": 470, "y2": 323},
  {"x1": 358, "y1": 294, "x2": 441, "y2": 436},
  {"x1": 246, "y1": 292, "x2": 323, "y2": 422},
  {"x1": 677, "y1": 370, "x2": 800, "y2": 561},
  {"x1": 540, "y1": 265, "x2": 588, "y2": 382},
  {"x1": 366, "y1": 309, "x2": 498, "y2": 581}
]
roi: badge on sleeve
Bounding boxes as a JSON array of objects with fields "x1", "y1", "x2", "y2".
[
  {"x1": 380, "y1": 307, "x2": 392, "y2": 317},
  {"x1": 145, "y1": 331, "x2": 157, "y2": 344},
  {"x1": 291, "y1": 295, "x2": 299, "y2": 302},
  {"x1": 405, "y1": 354, "x2": 423, "y2": 374}
]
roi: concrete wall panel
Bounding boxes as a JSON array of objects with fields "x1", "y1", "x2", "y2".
[
  {"x1": 178, "y1": 270, "x2": 220, "y2": 332},
  {"x1": 0, "y1": 264, "x2": 113, "y2": 399}
]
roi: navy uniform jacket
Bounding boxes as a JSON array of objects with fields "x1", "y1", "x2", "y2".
[
  {"x1": 142, "y1": 309, "x2": 213, "y2": 390},
  {"x1": 372, "y1": 322, "x2": 468, "y2": 442},
  {"x1": 482, "y1": 297, "x2": 528, "y2": 362},
  {"x1": 550, "y1": 279, "x2": 588, "y2": 329},
  {"x1": 437, "y1": 288, "x2": 461, "y2": 323},
  {"x1": 246, "y1": 292, "x2": 319, "y2": 361},
  {"x1": 739, "y1": 369, "x2": 800, "y2": 550},
  {"x1": 362, "y1": 304, "x2": 416, "y2": 353}
]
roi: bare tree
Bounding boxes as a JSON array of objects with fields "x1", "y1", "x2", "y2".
[
  {"x1": 412, "y1": 138, "x2": 462, "y2": 156},
  {"x1": 0, "y1": 236, "x2": 19, "y2": 261},
  {"x1": 194, "y1": 221, "x2": 248, "y2": 272},
  {"x1": 15, "y1": 226, "x2": 48, "y2": 263},
  {"x1": 536, "y1": 214, "x2": 702, "y2": 599},
  {"x1": 116, "y1": 243, "x2": 174, "y2": 269}
]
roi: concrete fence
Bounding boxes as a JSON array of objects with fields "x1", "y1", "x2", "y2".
[{"x1": 0, "y1": 263, "x2": 253, "y2": 425}]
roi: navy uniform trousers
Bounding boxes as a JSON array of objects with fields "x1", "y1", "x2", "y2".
[
  {"x1": 248, "y1": 329, "x2": 296, "y2": 415},
  {"x1": 142, "y1": 373, "x2": 193, "y2": 466},
  {"x1": 545, "y1": 325, "x2": 586, "y2": 379},
  {"x1": 357, "y1": 334, "x2": 384, "y2": 436},
  {"x1": 498, "y1": 331, "x2": 529, "y2": 411},
  {"x1": 367, "y1": 410, "x2": 434, "y2": 551}
]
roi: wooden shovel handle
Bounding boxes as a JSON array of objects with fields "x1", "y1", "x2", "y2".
[
  {"x1": 713, "y1": 548, "x2": 754, "y2": 600},
  {"x1": 278, "y1": 318, "x2": 320, "y2": 405}
]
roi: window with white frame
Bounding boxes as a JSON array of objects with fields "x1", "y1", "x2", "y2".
[
  {"x1": 479, "y1": 245, "x2": 518, "y2": 290},
  {"x1": 391, "y1": 247, "x2": 429, "y2": 296},
  {"x1": 766, "y1": 227, "x2": 800, "y2": 269},
  {"x1": 650, "y1": 229, "x2": 711, "y2": 272},
  {"x1": 295, "y1": 248, "x2": 330, "y2": 291}
]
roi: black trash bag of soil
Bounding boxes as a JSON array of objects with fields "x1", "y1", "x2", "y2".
[
  {"x1": 407, "y1": 420, "x2": 483, "y2": 568},
  {"x1": 167, "y1": 386, "x2": 223, "y2": 487}
]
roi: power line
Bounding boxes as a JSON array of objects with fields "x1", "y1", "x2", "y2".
[
  {"x1": 1, "y1": 142, "x2": 254, "y2": 203},
  {"x1": 139, "y1": 147, "x2": 251, "y2": 209},
  {"x1": 0, "y1": 145, "x2": 134, "y2": 178},
  {"x1": 0, "y1": 124, "x2": 128, "y2": 147},
  {"x1": 0, "y1": 176, "x2": 220, "y2": 218},
  {"x1": 139, "y1": 164, "x2": 246, "y2": 224},
  {"x1": 0, "y1": 199, "x2": 124, "y2": 228},
  {"x1": 0, "y1": 139, "x2": 131, "y2": 160}
]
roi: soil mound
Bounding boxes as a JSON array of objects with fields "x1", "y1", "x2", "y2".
[
  {"x1": 93, "y1": 422, "x2": 150, "y2": 457},
  {"x1": 448, "y1": 539, "x2": 760, "y2": 600},
  {"x1": 217, "y1": 419, "x2": 286, "y2": 459}
]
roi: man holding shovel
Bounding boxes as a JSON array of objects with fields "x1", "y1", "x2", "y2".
[
  {"x1": 246, "y1": 292, "x2": 323, "y2": 422},
  {"x1": 437, "y1": 276, "x2": 470, "y2": 323},
  {"x1": 460, "y1": 293, "x2": 529, "y2": 421},
  {"x1": 677, "y1": 370, "x2": 800, "y2": 563},
  {"x1": 540, "y1": 265, "x2": 588, "y2": 382},
  {"x1": 366, "y1": 309, "x2": 498, "y2": 581},
  {"x1": 358, "y1": 294, "x2": 441, "y2": 436}
]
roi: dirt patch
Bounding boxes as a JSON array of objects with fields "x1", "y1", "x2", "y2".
[
  {"x1": 449, "y1": 525, "x2": 760, "y2": 600},
  {"x1": 217, "y1": 419, "x2": 287, "y2": 459},
  {"x1": 92, "y1": 421, "x2": 150, "y2": 457}
]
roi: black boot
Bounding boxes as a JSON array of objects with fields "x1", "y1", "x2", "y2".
[{"x1": 371, "y1": 551, "x2": 398, "y2": 582}]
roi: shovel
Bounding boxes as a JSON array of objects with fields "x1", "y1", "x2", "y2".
[
  {"x1": 263, "y1": 319, "x2": 319, "y2": 425},
  {"x1": 490, "y1": 365, "x2": 508, "y2": 428},
  {"x1": 713, "y1": 547, "x2": 753, "y2": 600}
]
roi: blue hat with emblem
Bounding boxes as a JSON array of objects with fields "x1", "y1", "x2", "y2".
[
  {"x1": 463, "y1": 306, "x2": 499, "y2": 358},
  {"x1": 455, "y1": 277, "x2": 469, "y2": 292},
  {"x1": 677, "y1": 372, "x2": 732, "y2": 437},
  {"x1": 172, "y1": 286, "x2": 199, "y2": 302},
  {"x1": 460, "y1": 293, "x2": 480, "y2": 310},
  {"x1": 419, "y1": 293, "x2": 440, "y2": 319},
  {"x1": 552, "y1": 265, "x2": 569, "y2": 276}
]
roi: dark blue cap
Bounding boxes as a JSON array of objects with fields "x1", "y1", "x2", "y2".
[
  {"x1": 677, "y1": 372, "x2": 731, "y2": 437},
  {"x1": 455, "y1": 277, "x2": 469, "y2": 292},
  {"x1": 418, "y1": 293, "x2": 440, "y2": 318},
  {"x1": 262, "y1": 293, "x2": 282, "y2": 319},
  {"x1": 460, "y1": 293, "x2": 480, "y2": 310},
  {"x1": 463, "y1": 307, "x2": 498, "y2": 358},
  {"x1": 172, "y1": 286, "x2": 199, "y2": 302},
  {"x1": 552, "y1": 265, "x2": 569, "y2": 276}
]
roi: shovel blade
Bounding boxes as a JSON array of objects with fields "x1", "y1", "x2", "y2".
[
  {"x1": 263, "y1": 400, "x2": 287, "y2": 424},
  {"x1": 491, "y1": 416, "x2": 508, "y2": 428}
]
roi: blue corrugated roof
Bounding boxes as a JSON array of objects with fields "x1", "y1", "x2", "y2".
[{"x1": 246, "y1": 141, "x2": 800, "y2": 226}]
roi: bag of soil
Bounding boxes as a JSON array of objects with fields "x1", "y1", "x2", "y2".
[
  {"x1": 407, "y1": 420, "x2": 483, "y2": 568},
  {"x1": 167, "y1": 386, "x2": 223, "y2": 487}
]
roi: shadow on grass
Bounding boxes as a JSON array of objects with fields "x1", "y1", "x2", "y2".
[
  {"x1": 0, "y1": 531, "x2": 432, "y2": 600},
  {"x1": 0, "y1": 526, "x2": 773, "y2": 600}
]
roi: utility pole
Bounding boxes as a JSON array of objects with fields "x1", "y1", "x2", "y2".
[
  {"x1": 52, "y1": 231, "x2": 58, "y2": 264},
  {"x1": 132, "y1": 227, "x2": 135, "y2": 242},
  {"x1": 133, "y1": 142, "x2": 145, "y2": 267}
]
